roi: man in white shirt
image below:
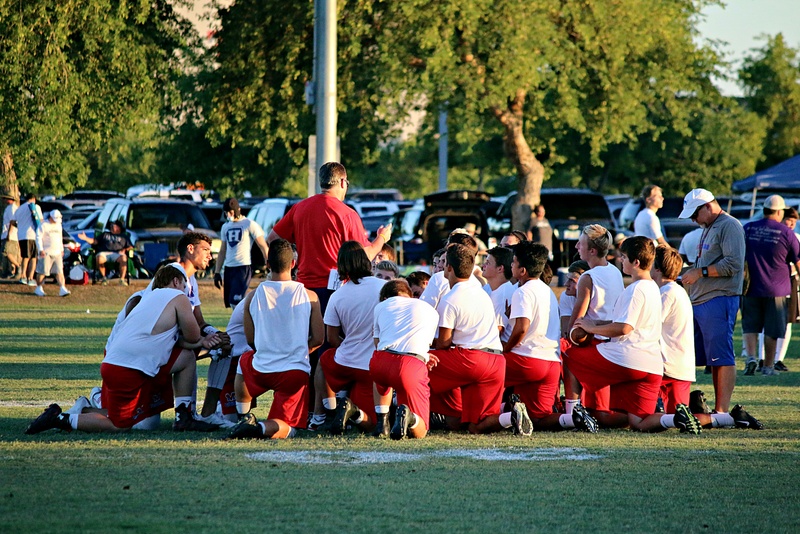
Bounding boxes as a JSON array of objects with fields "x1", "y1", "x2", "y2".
[
  {"x1": 12, "y1": 193, "x2": 42, "y2": 285},
  {"x1": 228, "y1": 239, "x2": 324, "y2": 439},
  {"x1": 420, "y1": 232, "x2": 484, "y2": 309},
  {"x1": 481, "y1": 246, "x2": 516, "y2": 341},
  {"x1": 33, "y1": 210, "x2": 70, "y2": 297},
  {"x1": 371, "y1": 279, "x2": 440, "y2": 439},
  {"x1": 25, "y1": 265, "x2": 222, "y2": 434},
  {"x1": 213, "y1": 198, "x2": 270, "y2": 308},
  {"x1": 428, "y1": 243, "x2": 533, "y2": 436},
  {"x1": 569, "y1": 236, "x2": 701, "y2": 433},
  {"x1": 633, "y1": 185, "x2": 668, "y2": 247},
  {"x1": 1, "y1": 194, "x2": 21, "y2": 278}
]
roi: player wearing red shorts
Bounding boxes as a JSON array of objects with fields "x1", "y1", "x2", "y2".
[
  {"x1": 25, "y1": 265, "x2": 222, "y2": 434},
  {"x1": 428, "y1": 242, "x2": 533, "y2": 436},
  {"x1": 227, "y1": 239, "x2": 324, "y2": 440},
  {"x1": 502, "y1": 242, "x2": 598, "y2": 432},
  {"x1": 568, "y1": 236, "x2": 702, "y2": 433},
  {"x1": 370, "y1": 279, "x2": 440, "y2": 439}
]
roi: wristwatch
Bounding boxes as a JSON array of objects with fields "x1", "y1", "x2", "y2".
[{"x1": 701, "y1": 266, "x2": 709, "y2": 278}]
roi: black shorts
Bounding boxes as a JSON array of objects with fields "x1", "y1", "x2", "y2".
[
  {"x1": 741, "y1": 296, "x2": 787, "y2": 339},
  {"x1": 223, "y1": 265, "x2": 253, "y2": 308},
  {"x1": 19, "y1": 239, "x2": 37, "y2": 259}
]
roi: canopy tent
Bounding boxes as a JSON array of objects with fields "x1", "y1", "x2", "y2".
[{"x1": 731, "y1": 154, "x2": 800, "y2": 216}]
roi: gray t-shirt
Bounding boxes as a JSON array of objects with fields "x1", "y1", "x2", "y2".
[{"x1": 688, "y1": 211, "x2": 744, "y2": 305}]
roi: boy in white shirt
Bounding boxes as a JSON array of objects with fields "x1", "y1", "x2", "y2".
[
  {"x1": 481, "y1": 246, "x2": 516, "y2": 340},
  {"x1": 33, "y1": 210, "x2": 70, "y2": 297},
  {"x1": 503, "y1": 242, "x2": 598, "y2": 432},
  {"x1": 568, "y1": 236, "x2": 702, "y2": 433},
  {"x1": 371, "y1": 279, "x2": 440, "y2": 439}
]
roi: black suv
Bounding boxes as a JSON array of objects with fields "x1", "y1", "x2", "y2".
[
  {"x1": 95, "y1": 198, "x2": 219, "y2": 272},
  {"x1": 490, "y1": 189, "x2": 617, "y2": 267}
]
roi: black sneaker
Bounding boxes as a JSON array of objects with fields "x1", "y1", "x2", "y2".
[
  {"x1": 372, "y1": 413, "x2": 390, "y2": 438},
  {"x1": 428, "y1": 412, "x2": 448, "y2": 431},
  {"x1": 330, "y1": 397, "x2": 359, "y2": 435},
  {"x1": 757, "y1": 360, "x2": 764, "y2": 371},
  {"x1": 775, "y1": 361, "x2": 789, "y2": 372},
  {"x1": 227, "y1": 413, "x2": 264, "y2": 439},
  {"x1": 25, "y1": 404, "x2": 70, "y2": 434},
  {"x1": 172, "y1": 403, "x2": 219, "y2": 432},
  {"x1": 689, "y1": 390, "x2": 711, "y2": 415},
  {"x1": 731, "y1": 404, "x2": 764, "y2": 430},
  {"x1": 571, "y1": 404, "x2": 599, "y2": 433},
  {"x1": 744, "y1": 359, "x2": 757, "y2": 376},
  {"x1": 505, "y1": 395, "x2": 533, "y2": 436},
  {"x1": 674, "y1": 404, "x2": 702, "y2": 435},
  {"x1": 390, "y1": 404, "x2": 416, "y2": 440}
]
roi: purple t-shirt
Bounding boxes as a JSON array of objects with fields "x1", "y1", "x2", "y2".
[{"x1": 744, "y1": 218, "x2": 799, "y2": 297}]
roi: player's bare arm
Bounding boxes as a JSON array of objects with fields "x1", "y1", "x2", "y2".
[
  {"x1": 307, "y1": 290, "x2": 324, "y2": 352},
  {"x1": 502, "y1": 317, "x2": 530, "y2": 354},
  {"x1": 568, "y1": 274, "x2": 593, "y2": 330},
  {"x1": 433, "y1": 327, "x2": 454, "y2": 350}
]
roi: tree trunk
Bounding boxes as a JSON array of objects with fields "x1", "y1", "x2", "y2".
[
  {"x1": 493, "y1": 89, "x2": 545, "y2": 232},
  {"x1": 0, "y1": 151, "x2": 19, "y2": 200}
]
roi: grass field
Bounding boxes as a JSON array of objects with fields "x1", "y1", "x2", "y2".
[{"x1": 1, "y1": 279, "x2": 799, "y2": 533}]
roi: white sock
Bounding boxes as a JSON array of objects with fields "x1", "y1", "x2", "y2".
[
  {"x1": 711, "y1": 412, "x2": 735, "y2": 428},
  {"x1": 410, "y1": 415, "x2": 422, "y2": 428},
  {"x1": 660, "y1": 414, "x2": 676, "y2": 429},
  {"x1": 287, "y1": 427, "x2": 297, "y2": 438},
  {"x1": 336, "y1": 391, "x2": 347, "y2": 398},
  {"x1": 257, "y1": 422, "x2": 266, "y2": 435},
  {"x1": 69, "y1": 413, "x2": 80, "y2": 430},
  {"x1": 322, "y1": 397, "x2": 336, "y2": 410},
  {"x1": 565, "y1": 399, "x2": 580, "y2": 415},
  {"x1": 498, "y1": 411, "x2": 513, "y2": 428},
  {"x1": 174, "y1": 396, "x2": 192, "y2": 409},
  {"x1": 375, "y1": 404, "x2": 390, "y2": 414},
  {"x1": 558, "y1": 414, "x2": 574, "y2": 429},
  {"x1": 236, "y1": 401, "x2": 251, "y2": 414},
  {"x1": 310, "y1": 413, "x2": 325, "y2": 424},
  {"x1": 352, "y1": 410, "x2": 365, "y2": 424}
]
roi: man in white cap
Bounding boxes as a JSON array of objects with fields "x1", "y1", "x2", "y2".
[
  {"x1": 678, "y1": 189, "x2": 745, "y2": 417},
  {"x1": 741, "y1": 195, "x2": 800, "y2": 376},
  {"x1": 33, "y1": 210, "x2": 70, "y2": 297}
]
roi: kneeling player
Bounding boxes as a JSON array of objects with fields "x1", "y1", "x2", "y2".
[
  {"x1": 370, "y1": 280, "x2": 440, "y2": 439},
  {"x1": 227, "y1": 239, "x2": 324, "y2": 440},
  {"x1": 26, "y1": 265, "x2": 221, "y2": 434}
]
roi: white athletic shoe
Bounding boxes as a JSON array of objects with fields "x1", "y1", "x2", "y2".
[
  {"x1": 64, "y1": 396, "x2": 91, "y2": 415},
  {"x1": 89, "y1": 386, "x2": 103, "y2": 409},
  {"x1": 34, "y1": 286, "x2": 46, "y2": 297},
  {"x1": 59, "y1": 287, "x2": 71, "y2": 297},
  {"x1": 198, "y1": 412, "x2": 236, "y2": 429}
]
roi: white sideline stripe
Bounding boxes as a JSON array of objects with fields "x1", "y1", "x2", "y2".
[{"x1": 246, "y1": 447, "x2": 603, "y2": 464}]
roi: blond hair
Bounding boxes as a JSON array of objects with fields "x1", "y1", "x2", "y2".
[{"x1": 582, "y1": 224, "x2": 612, "y2": 257}]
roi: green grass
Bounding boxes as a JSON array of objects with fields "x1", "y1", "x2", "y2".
[{"x1": 1, "y1": 280, "x2": 800, "y2": 533}]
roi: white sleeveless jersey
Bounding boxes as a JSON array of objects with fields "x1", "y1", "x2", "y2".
[
  {"x1": 103, "y1": 288, "x2": 184, "y2": 377},
  {"x1": 249, "y1": 280, "x2": 312, "y2": 374},
  {"x1": 581, "y1": 263, "x2": 624, "y2": 322}
]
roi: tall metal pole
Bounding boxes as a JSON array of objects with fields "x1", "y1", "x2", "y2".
[
  {"x1": 316, "y1": 0, "x2": 338, "y2": 181},
  {"x1": 438, "y1": 107, "x2": 448, "y2": 191}
]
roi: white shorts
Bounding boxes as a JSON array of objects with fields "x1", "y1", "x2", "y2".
[
  {"x1": 97, "y1": 251, "x2": 126, "y2": 263},
  {"x1": 36, "y1": 254, "x2": 63, "y2": 276}
]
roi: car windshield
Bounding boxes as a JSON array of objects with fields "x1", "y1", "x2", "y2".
[
  {"x1": 128, "y1": 204, "x2": 211, "y2": 230},
  {"x1": 501, "y1": 193, "x2": 612, "y2": 221}
]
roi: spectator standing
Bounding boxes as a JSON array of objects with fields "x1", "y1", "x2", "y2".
[
  {"x1": 634, "y1": 185, "x2": 668, "y2": 247},
  {"x1": 33, "y1": 210, "x2": 70, "y2": 297},
  {"x1": 741, "y1": 195, "x2": 800, "y2": 376},
  {"x1": 214, "y1": 198, "x2": 270, "y2": 308},
  {"x1": 528, "y1": 204, "x2": 553, "y2": 257},
  {"x1": 1, "y1": 194, "x2": 20, "y2": 278},
  {"x1": 12, "y1": 193, "x2": 43, "y2": 285},
  {"x1": 678, "y1": 189, "x2": 745, "y2": 414}
]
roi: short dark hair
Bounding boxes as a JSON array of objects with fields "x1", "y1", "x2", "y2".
[
  {"x1": 319, "y1": 162, "x2": 347, "y2": 190},
  {"x1": 447, "y1": 233, "x2": 478, "y2": 256},
  {"x1": 379, "y1": 279, "x2": 412, "y2": 301},
  {"x1": 374, "y1": 260, "x2": 399, "y2": 278},
  {"x1": 446, "y1": 243, "x2": 475, "y2": 279},
  {"x1": 268, "y1": 238, "x2": 294, "y2": 273},
  {"x1": 24, "y1": 192, "x2": 36, "y2": 201},
  {"x1": 177, "y1": 232, "x2": 212, "y2": 258},
  {"x1": 620, "y1": 235, "x2": 655, "y2": 270},
  {"x1": 223, "y1": 198, "x2": 241, "y2": 217},
  {"x1": 785, "y1": 207, "x2": 800, "y2": 220},
  {"x1": 513, "y1": 241, "x2": 548, "y2": 279},
  {"x1": 502, "y1": 230, "x2": 528, "y2": 247},
  {"x1": 541, "y1": 264, "x2": 553, "y2": 285},
  {"x1": 568, "y1": 260, "x2": 590, "y2": 274},
  {"x1": 641, "y1": 185, "x2": 660, "y2": 201},
  {"x1": 337, "y1": 240, "x2": 373, "y2": 284},
  {"x1": 433, "y1": 247, "x2": 447, "y2": 260},
  {"x1": 654, "y1": 245, "x2": 682, "y2": 280},
  {"x1": 487, "y1": 246, "x2": 513, "y2": 280},
  {"x1": 406, "y1": 270, "x2": 431, "y2": 288},
  {"x1": 153, "y1": 265, "x2": 186, "y2": 289}
]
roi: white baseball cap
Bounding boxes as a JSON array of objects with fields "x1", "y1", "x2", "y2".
[
  {"x1": 49, "y1": 209, "x2": 62, "y2": 221},
  {"x1": 679, "y1": 189, "x2": 715, "y2": 219},
  {"x1": 763, "y1": 194, "x2": 787, "y2": 210}
]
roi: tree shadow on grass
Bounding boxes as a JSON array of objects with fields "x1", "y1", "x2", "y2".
[{"x1": 0, "y1": 363, "x2": 101, "y2": 380}]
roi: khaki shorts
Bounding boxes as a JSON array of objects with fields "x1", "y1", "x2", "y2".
[{"x1": 36, "y1": 254, "x2": 64, "y2": 276}]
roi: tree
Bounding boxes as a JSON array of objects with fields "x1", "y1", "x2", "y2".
[
  {"x1": 0, "y1": 0, "x2": 194, "y2": 195},
  {"x1": 740, "y1": 33, "x2": 800, "y2": 170}
]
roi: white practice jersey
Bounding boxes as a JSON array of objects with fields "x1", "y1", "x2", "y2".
[
  {"x1": 249, "y1": 280, "x2": 311, "y2": 374},
  {"x1": 324, "y1": 276, "x2": 385, "y2": 370},
  {"x1": 373, "y1": 296, "x2": 439, "y2": 362}
]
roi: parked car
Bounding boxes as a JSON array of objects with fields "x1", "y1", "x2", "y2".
[
  {"x1": 66, "y1": 209, "x2": 102, "y2": 247},
  {"x1": 246, "y1": 198, "x2": 301, "y2": 271},
  {"x1": 60, "y1": 206, "x2": 100, "y2": 227},
  {"x1": 491, "y1": 189, "x2": 618, "y2": 267},
  {"x1": 57, "y1": 190, "x2": 125, "y2": 209},
  {"x1": 604, "y1": 194, "x2": 631, "y2": 226},
  {"x1": 94, "y1": 198, "x2": 220, "y2": 273}
]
